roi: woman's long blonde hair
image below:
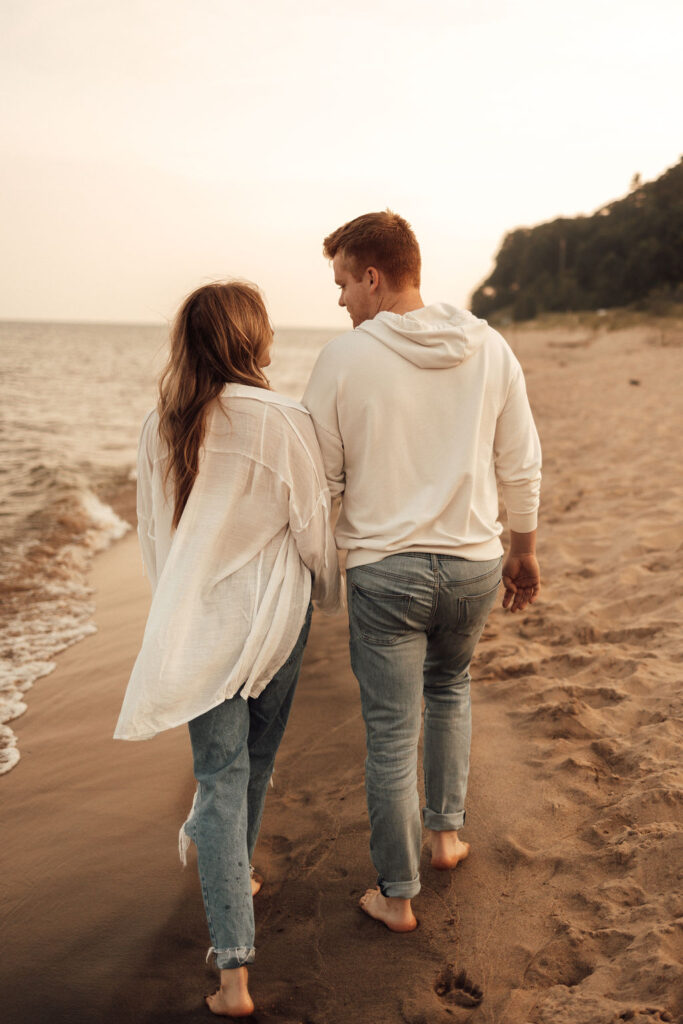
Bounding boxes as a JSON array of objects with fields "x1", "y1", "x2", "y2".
[{"x1": 158, "y1": 281, "x2": 272, "y2": 528}]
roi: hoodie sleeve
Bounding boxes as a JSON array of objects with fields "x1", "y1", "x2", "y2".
[
  {"x1": 283, "y1": 411, "x2": 342, "y2": 614},
  {"x1": 493, "y1": 367, "x2": 542, "y2": 532},
  {"x1": 302, "y1": 347, "x2": 346, "y2": 500}
]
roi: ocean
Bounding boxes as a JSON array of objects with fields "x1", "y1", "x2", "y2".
[{"x1": 0, "y1": 320, "x2": 337, "y2": 775}]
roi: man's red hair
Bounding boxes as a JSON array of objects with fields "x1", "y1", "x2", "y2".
[{"x1": 323, "y1": 210, "x2": 421, "y2": 290}]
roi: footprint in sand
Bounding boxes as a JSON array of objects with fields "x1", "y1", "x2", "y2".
[
  {"x1": 281, "y1": 787, "x2": 314, "y2": 807},
  {"x1": 434, "y1": 965, "x2": 483, "y2": 1008},
  {"x1": 268, "y1": 834, "x2": 294, "y2": 855},
  {"x1": 301, "y1": 838, "x2": 332, "y2": 871},
  {"x1": 562, "y1": 489, "x2": 584, "y2": 513},
  {"x1": 524, "y1": 937, "x2": 593, "y2": 989},
  {"x1": 328, "y1": 865, "x2": 349, "y2": 880},
  {"x1": 618, "y1": 1010, "x2": 674, "y2": 1022},
  {"x1": 494, "y1": 834, "x2": 544, "y2": 868},
  {"x1": 602, "y1": 625, "x2": 663, "y2": 644},
  {"x1": 538, "y1": 682, "x2": 627, "y2": 708}
]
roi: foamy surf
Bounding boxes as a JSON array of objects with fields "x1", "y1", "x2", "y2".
[{"x1": 0, "y1": 489, "x2": 130, "y2": 774}]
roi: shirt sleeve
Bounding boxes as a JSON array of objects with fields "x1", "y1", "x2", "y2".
[
  {"x1": 136, "y1": 411, "x2": 158, "y2": 590},
  {"x1": 284, "y1": 413, "x2": 342, "y2": 614},
  {"x1": 302, "y1": 351, "x2": 346, "y2": 500},
  {"x1": 493, "y1": 367, "x2": 542, "y2": 533}
]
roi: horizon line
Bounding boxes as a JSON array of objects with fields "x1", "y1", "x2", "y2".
[{"x1": 0, "y1": 315, "x2": 345, "y2": 332}]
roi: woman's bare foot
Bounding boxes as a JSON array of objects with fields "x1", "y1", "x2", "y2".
[
  {"x1": 430, "y1": 830, "x2": 470, "y2": 870},
  {"x1": 250, "y1": 872, "x2": 263, "y2": 897},
  {"x1": 359, "y1": 887, "x2": 418, "y2": 932},
  {"x1": 205, "y1": 966, "x2": 254, "y2": 1017}
]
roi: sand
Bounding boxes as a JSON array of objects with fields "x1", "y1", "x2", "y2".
[{"x1": 1, "y1": 315, "x2": 681, "y2": 1024}]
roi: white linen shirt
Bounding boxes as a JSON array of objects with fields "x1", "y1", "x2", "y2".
[{"x1": 114, "y1": 384, "x2": 341, "y2": 741}]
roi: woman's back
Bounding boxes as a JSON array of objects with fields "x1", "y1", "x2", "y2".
[{"x1": 115, "y1": 384, "x2": 339, "y2": 741}]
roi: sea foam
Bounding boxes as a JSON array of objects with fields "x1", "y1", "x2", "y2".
[{"x1": 0, "y1": 489, "x2": 130, "y2": 774}]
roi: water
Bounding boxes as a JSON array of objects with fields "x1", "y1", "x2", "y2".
[{"x1": 0, "y1": 320, "x2": 336, "y2": 774}]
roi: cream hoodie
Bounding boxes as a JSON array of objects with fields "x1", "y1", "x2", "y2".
[{"x1": 302, "y1": 304, "x2": 541, "y2": 569}]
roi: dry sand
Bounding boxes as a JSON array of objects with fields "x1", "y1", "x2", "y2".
[{"x1": 1, "y1": 316, "x2": 681, "y2": 1024}]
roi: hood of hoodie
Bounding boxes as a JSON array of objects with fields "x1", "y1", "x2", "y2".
[{"x1": 358, "y1": 303, "x2": 489, "y2": 369}]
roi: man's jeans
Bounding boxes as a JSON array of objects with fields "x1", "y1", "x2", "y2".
[
  {"x1": 183, "y1": 604, "x2": 313, "y2": 970},
  {"x1": 347, "y1": 553, "x2": 502, "y2": 899}
]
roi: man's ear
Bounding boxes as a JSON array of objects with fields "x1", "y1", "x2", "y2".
[{"x1": 365, "y1": 266, "x2": 380, "y2": 292}]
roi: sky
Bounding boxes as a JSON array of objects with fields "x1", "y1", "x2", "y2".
[{"x1": 1, "y1": 0, "x2": 681, "y2": 328}]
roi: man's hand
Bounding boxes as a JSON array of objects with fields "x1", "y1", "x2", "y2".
[
  {"x1": 502, "y1": 530, "x2": 540, "y2": 612},
  {"x1": 502, "y1": 552, "x2": 541, "y2": 612}
]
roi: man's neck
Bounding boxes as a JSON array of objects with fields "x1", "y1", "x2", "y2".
[{"x1": 376, "y1": 289, "x2": 424, "y2": 319}]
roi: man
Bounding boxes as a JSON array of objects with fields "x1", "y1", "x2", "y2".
[{"x1": 303, "y1": 210, "x2": 541, "y2": 932}]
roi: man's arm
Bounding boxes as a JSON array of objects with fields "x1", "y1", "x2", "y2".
[
  {"x1": 307, "y1": 419, "x2": 345, "y2": 500},
  {"x1": 302, "y1": 350, "x2": 346, "y2": 499},
  {"x1": 494, "y1": 365, "x2": 542, "y2": 612},
  {"x1": 285, "y1": 414, "x2": 342, "y2": 614}
]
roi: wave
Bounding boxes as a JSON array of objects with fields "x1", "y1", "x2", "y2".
[{"x1": 0, "y1": 480, "x2": 132, "y2": 775}]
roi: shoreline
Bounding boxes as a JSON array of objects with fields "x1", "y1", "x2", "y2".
[{"x1": 0, "y1": 476, "x2": 138, "y2": 776}]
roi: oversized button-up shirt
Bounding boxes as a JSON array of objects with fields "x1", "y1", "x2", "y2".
[{"x1": 115, "y1": 384, "x2": 341, "y2": 741}]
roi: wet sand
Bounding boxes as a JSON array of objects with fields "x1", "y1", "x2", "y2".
[{"x1": 1, "y1": 315, "x2": 681, "y2": 1023}]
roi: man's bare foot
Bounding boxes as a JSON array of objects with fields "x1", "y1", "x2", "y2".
[
  {"x1": 430, "y1": 830, "x2": 470, "y2": 870},
  {"x1": 205, "y1": 966, "x2": 254, "y2": 1017},
  {"x1": 250, "y1": 872, "x2": 263, "y2": 897},
  {"x1": 359, "y1": 887, "x2": 418, "y2": 932}
]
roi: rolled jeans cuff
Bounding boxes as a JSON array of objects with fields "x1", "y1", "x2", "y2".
[
  {"x1": 378, "y1": 875, "x2": 421, "y2": 899},
  {"x1": 423, "y1": 807, "x2": 466, "y2": 831},
  {"x1": 208, "y1": 945, "x2": 256, "y2": 970}
]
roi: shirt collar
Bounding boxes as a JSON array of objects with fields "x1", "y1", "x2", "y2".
[{"x1": 221, "y1": 382, "x2": 309, "y2": 415}]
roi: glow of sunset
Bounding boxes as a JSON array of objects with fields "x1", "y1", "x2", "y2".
[{"x1": 1, "y1": 0, "x2": 680, "y2": 326}]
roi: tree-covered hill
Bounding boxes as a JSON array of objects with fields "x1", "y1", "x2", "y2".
[{"x1": 471, "y1": 158, "x2": 683, "y2": 321}]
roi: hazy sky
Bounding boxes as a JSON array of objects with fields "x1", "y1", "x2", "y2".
[{"x1": 1, "y1": 0, "x2": 680, "y2": 327}]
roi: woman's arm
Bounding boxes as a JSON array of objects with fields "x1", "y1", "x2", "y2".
[{"x1": 136, "y1": 411, "x2": 158, "y2": 590}]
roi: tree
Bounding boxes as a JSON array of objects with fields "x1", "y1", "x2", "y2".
[{"x1": 470, "y1": 158, "x2": 683, "y2": 319}]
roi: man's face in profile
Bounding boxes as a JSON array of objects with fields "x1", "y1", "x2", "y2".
[{"x1": 333, "y1": 253, "x2": 374, "y2": 328}]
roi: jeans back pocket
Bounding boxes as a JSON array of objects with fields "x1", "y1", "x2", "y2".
[
  {"x1": 349, "y1": 579, "x2": 412, "y2": 646},
  {"x1": 456, "y1": 580, "x2": 500, "y2": 636}
]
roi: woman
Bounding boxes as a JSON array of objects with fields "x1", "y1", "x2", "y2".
[{"x1": 115, "y1": 281, "x2": 340, "y2": 1017}]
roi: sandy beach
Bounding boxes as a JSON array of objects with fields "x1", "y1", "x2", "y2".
[{"x1": 1, "y1": 315, "x2": 681, "y2": 1024}]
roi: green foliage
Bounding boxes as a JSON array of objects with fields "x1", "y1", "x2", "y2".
[
  {"x1": 513, "y1": 293, "x2": 537, "y2": 321},
  {"x1": 471, "y1": 158, "x2": 683, "y2": 320}
]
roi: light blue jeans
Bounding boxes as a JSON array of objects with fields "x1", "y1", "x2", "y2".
[
  {"x1": 347, "y1": 553, "x2": 502, "y2": 899},
  {"x1": 183, "y1": 604, "x2": 312, "y2": 970}
]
